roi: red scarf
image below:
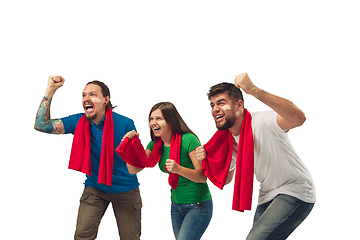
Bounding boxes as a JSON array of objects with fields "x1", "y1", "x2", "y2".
[
  {"x1": 116, "y1": 132, "x2": 181, "y2": 189},
  {"x1": 201, "y1": 109, "x2": 254, "y2": 212},
  {"x1": 68, "y1": 108, "x2": 114, "y2": 186}
]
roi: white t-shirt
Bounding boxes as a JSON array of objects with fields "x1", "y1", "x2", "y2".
[{"x1": 230, "y1": 111, "x2": 316, "y2": 205}]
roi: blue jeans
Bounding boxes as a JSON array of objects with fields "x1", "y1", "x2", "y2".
[
  {"x1": 247, "y1": 194, "x2": 314, "y2": 240},
  {"x1": 171, "y1": 199, "x2": 213, "y2": 240}
]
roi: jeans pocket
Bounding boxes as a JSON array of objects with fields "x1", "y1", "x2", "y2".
[
  {"x1": 131, "y1": 188, "x2": 142, "y2": 211},
  {"x1": 80, "y1": 187, "x2": 99, "y2": 204},
  {"x1": 196, "y1": 199, "x2": 212, "y2": 212},
  {"x1": 133, "y1": 202, "x2": 142, "y2": 211},
  {"x1": 80, "y1": 193, "x2": 89, "y2": 202},
  {"x1": 197, "y1": 202, "x2": 207, "y2": 211}
]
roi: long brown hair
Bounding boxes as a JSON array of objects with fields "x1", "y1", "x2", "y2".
[{"x1": 149, "y1": 102, "x2": 197, "y2": 141}]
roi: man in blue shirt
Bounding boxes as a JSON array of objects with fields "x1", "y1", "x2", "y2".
[{"x1": 35, "y1": 76, "x2": 142, "y2": 240}]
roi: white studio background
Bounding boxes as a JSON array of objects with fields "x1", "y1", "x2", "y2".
[{"x1": 1, "y1": 1, "x2": 359, "y2": 239}]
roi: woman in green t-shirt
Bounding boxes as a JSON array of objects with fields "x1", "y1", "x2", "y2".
[{"x1": 124, "y1": 102, "x2": 212, "y2": 240}]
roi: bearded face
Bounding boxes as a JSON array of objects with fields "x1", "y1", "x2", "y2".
[{"x1": 210, "y1": 93, "x2": 241, "y2": 130}]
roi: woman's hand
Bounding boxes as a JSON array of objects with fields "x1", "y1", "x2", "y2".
[
  {"x1": 165, "y1": 159, "x2": 181, "y2": 174},
  {"x1": 122, "y1": 130, "x2": 139, "y2": 142}
]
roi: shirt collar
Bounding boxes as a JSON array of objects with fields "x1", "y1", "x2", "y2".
[{"x1": 90, "y1": 115, "x2": 106, "y2": 127}]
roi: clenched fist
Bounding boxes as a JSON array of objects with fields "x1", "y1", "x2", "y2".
[
  {"x1": 122, "y1": 130, "x2": 140, "y2": 142},
  {"x1": 46, "y1": 75, "x2": 65, "y2": 94},
  {"x1": 165, "y1": 159, "x2": 181, "y2": 174},
  {"x1": 44, "y1": 76, "x2": 65, "y2": 97},
  {"x1": 195, "y1": 145, "x2": 207, "y2": 163},
  {"x1": 234, "y1": 73, "x2": 257, "y2": 95}
]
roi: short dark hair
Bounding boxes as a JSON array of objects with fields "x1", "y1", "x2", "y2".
[
  {"x1": 207, "y1": 82, "x2": 244, "y2": 106},
  {"x1": 86, "y1": 80, "x2": 116, "y2": 109},
  {"x1": 148, "y1": 102, "x2": 197, "y2": 141}
]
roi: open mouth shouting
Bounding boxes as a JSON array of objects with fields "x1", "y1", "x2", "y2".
[{"x1": 84, "y1": 101, "x2": 95, "y2": 114}]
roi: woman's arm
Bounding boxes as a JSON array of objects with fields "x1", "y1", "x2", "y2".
[
  {"x1": 126, "y1": 148, "x2": 151, "y2": 174},
  {"x1": 127, "y1": 163, "x2": 144, "y2": 175},
  {"x1": 165, "y1": 149, "x2": 207, "y2": 183},
  {"x1": 122, "y1": 130, "x2": 145, "y2": 174}
]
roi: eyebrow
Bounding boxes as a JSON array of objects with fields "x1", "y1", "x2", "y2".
[
  {"x1": 210, "y1": 98, "x2": 227, "y2": 106},
  {"x1": 82, "y1": 91, "x2": 97, "y2": 95},
  {"x1": 150, "y1": 114, "x2": 163, "y2": 119}
]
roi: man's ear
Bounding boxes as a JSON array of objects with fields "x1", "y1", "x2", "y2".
[
  {"x1": 105, "y1": 96, "x2": 110, "y2": 105},
  {"x1": 236, "y1": 100, "x2": 244, "y2": 110}
]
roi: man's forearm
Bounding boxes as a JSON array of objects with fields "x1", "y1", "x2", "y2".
[
  {"x1": 34, "y1": 96, "x2": 64, "y2": 134},
  {"x1": 251, "y1": 88, "x2": 306, "y2": 128},
  {"x1": 234, "y1": 73, "x2": 306, "y2": 130},
  {"x1": 35, "y1": 76, "x2": 66, "y2": 134},
  {"x1": 225, "y1": 169, "x2": 235, "y2": 185}
]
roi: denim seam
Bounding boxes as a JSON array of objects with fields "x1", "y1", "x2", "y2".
[
  {"x1": 264, "y1": 200, "x2": 302, "y2": 239},
  {"x1": 175, "y1": 200, "x2": 212, "y2": 240},
  {"x1": 187, "y1": 201, "x2": 209, "y2": 240},
  {"x1": 302, "y1": 203, "x2": 312, "y2": 221},
  {"x1": 188, "y1": 213, "x2": 204, "y2": 239}
]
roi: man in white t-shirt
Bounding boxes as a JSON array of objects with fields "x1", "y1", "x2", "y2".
[{"x1": 195, "y1": 73, "x2": 316, "y2": 239}]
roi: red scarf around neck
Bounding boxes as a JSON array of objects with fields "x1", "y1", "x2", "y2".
[
  {"x1": 115, "y1": 132, "x2": 181, "y2": 189},
  {"x1": 201, "y1": 109, "x2": 254, "y2": 212},
  {"x1": 68, "y1": 108, "x2": 114, "y2": 186}
]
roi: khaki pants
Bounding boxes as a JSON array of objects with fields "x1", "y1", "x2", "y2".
[{"x1": 74, "y1": 187, "x2": 142, "y2": 240}]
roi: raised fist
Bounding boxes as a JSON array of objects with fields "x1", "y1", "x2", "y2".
[
  {"x1": 234, "y1": 73, "x2": 257, "y2": 95},
  {"x1": 47, "y1": 76, "x2": 65, "y2": 91}
]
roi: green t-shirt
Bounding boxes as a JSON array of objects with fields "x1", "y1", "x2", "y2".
[{"x1": 146, "y1": 133, "x2": 212, "y2": 204}]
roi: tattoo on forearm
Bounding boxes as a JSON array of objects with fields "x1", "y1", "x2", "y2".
[
  {"x1": 37, "y1": 96, "x2": 51, "y2": 120},
  {"x1": 52, "y1": 120, "x2": 65, "y2": 134},
  {"x1": 35, "y1": 96, "x2": 64, "y2": 134}
]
